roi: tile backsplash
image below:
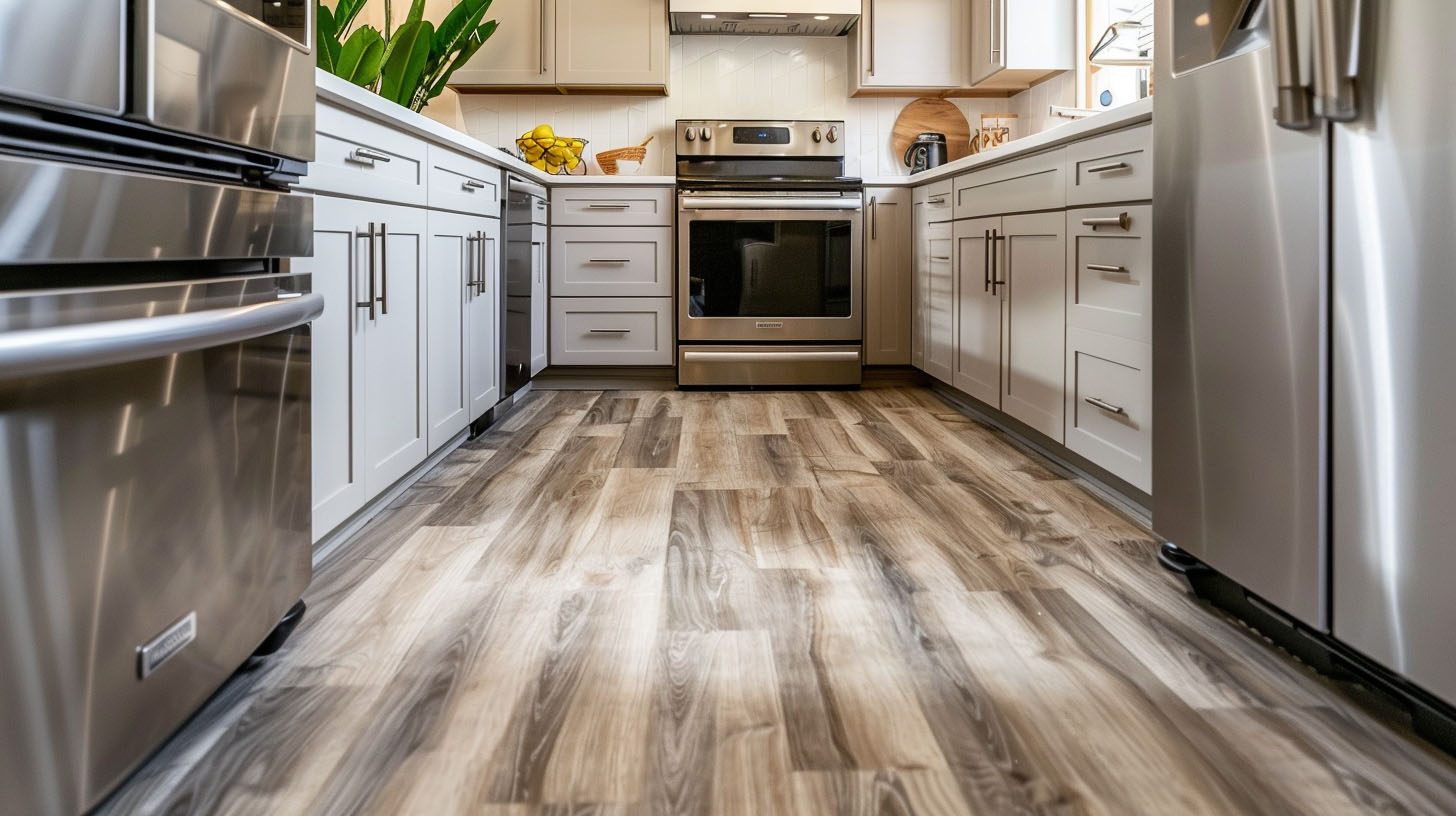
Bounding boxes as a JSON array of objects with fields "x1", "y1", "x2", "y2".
[{"x1": 457, "y1": 35, "x2": 1075, "y2": 178}]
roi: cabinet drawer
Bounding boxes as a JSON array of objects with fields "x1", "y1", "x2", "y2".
[
  {"x1": 427, "y1": 144, "x2": 501, "y2": 216},
  {"x1": 551, "y1": 226, "x2": 672, "y2": 296},
  {"x1": 551, "y1": 186, "x2": 673, "y2": 226},
  {"x1": 550, "y1": 297, "x2": 673, "y2": 365},
  {"x1": 914, "y1": 180, "x2": 954, "y2": 222},
  {"x1": 1065, "y1": 328, "x2": 1150, "y2": 492},
  {"x1": 1067, "y1": 205, "x2": 1152, "y2": 341},
  {"x1": 953, "y1": 148, "x2": 1066, "y2": 218},
  {"x1": 1066, "y1": 124, "x2": 1152, "y2": 206},
  {"x1": 308, "y1": 103, "x2": 427, "y2": 206}
]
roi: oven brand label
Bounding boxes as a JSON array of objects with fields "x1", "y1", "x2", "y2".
[
  {"x1": 755, "y1": 321, "x2": 784, "y2": 329},
  {"x1": 137, "y1": 612, "x2": 197, "y2": 679}
]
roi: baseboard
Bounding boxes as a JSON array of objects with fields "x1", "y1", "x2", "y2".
[{"x1": 532, "y1": 366, "x2": 677, "y2": 391}]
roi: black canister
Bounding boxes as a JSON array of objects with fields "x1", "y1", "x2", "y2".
[{"x1": 904, "y1": 132, "x2": 948, "y2": 173}]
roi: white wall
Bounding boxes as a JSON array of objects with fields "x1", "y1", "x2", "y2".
[{"x1": 457, "y1": 35, "x2": 1073, "y2": 177}]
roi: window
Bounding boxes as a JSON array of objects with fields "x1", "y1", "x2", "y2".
[{"x1": 1078, "y1": 0, "x2": 1154, "y2": 111}]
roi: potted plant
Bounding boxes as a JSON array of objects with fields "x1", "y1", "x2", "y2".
[{"x1": 316, "y1": 0, "x2": 497, "y2": 113}]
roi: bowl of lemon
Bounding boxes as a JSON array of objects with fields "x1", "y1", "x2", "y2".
[{"x1": 516, "y1": 124, "x2": 587, "y2": 175}]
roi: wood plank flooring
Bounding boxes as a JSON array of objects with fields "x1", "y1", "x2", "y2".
[{"x1": 99, "y1": 388, "x2": 1456, "y2": 815}]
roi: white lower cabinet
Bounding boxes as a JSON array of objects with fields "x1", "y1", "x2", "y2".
[
  {"x1": 952, "y1": 217, "x2": 1000, "y2": 404},
  {"x1": 999, "y1": 211, "x2": 1066, "y2": 442},
  {"x1": 923, "y1": 220, "x2": 955, "y2": 384},
  {"x1": 550, "y1": 297, "x2": 673, "y2": 365},
  {"x1": 302, "y1": 195, "x2": 428, "y2": 540},
  {"x1": 427, "y1": 210, "x2": 499, "y2": 452},
  {"x1": 864, "y1": 187, "x2": 913, "y2": 365},
  {"x1": 1065, "y1": 327, "x2": 1151, "y2": 491},
  {"x1": 530, "y1": 226, "x2": 548, "y2": 375}
]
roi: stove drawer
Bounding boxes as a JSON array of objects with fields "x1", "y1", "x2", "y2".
[
  {"x1": 550, "y1": 297, "x2": 673, "y2": 365},
  {"x1": 551, "y1": 186, "x2": 673, "y2": 226},
  {"x1": 551, "y1": 226, "x2": 672, "y2": 297}
]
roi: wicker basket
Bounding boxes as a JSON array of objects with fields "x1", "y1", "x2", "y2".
[{"x1": 595, "y1": 135, "x2": 654, "y2": 175}]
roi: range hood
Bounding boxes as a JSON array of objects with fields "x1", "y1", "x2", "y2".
[{"x1": 669, "y1": 0, "x2": 859, "y2": 36}]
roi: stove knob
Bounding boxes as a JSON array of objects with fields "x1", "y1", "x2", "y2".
[
  {"x1": 812, "y1": 127, "x2": 822, "y2": 143},
  {"x1": 826, "y1": 125, "x2": 838, "y2": 143},
  {"x1": 685, "y1": 128, "x2": 696, "y2": 142},
  {"x1": 700, "y1": 127, "x2": 712, "y2": 142}
]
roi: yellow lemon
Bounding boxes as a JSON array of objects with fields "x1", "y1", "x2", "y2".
[
  {"x1": 531, "y1": 123, "x2": 555, "y2": 139},
  {"x1": 529, "y1": 158, "x2": 547, "y2": 171},
  {"x1": 565, "y1": 154, "x2": 581, "y2": 170},
  {"x1": 524, "y1": 144, "x2": 545, "y2": 161},
  {"x1": 545, "y1": 161, "x2": 562, "y2": 175},
  {"x1": 569, "y1": 141, "x2": 585, "y2": 157},
  {"x1": 521, "y1": 129, "x2": 532, "y2": 139}
]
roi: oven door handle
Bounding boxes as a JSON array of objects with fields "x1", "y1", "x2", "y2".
[
  {"x1": 679, "y1": 196, "x2": 863, "y2": 211},
  {"x1": 682, "y1": 350, "x2": 862, "y2": 364},
  {"x1": 0, "y1": 293, "x2": 324, "y2": 379}
]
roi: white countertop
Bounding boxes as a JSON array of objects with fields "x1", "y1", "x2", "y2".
[
  {"x1": 314, "y1": 70, "x2": 675, "y2": 188},
  {"x1": 862, "y1": 97, "x2": 1154, "y2": 188}
]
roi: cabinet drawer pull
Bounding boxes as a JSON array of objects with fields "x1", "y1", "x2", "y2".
[
  {"x1": 347, "y1": 147, "x2": 392, "y2": 166},
  {"x1": 1086, "y1": 263, "x2": 1129, "y2": 274},
  {"x1": 586, "y1": 203, "x2": 631, "y2": 210},
  {"x1": 930, "y1": 254, "x2": 952, "y2": 261},
  {"x1": 1082, "y1": 212, "x2": 1131, "y2": 230},
  {"x1": 356, "y1": 222, "x2": 377, "y2": 320},
  {"x1": 378, "y1": 221, "x2": 389, "y2": 315},
  {"x1": 1085, "y1": 161, "x2": 1130, "y2": 174},
  {"x1": 462, "y1": 178, "x2": 487, "y2": 191},
  {"x1": 928, "y1": 195, "x2": 948, "y2": 205},
  {"x1": 589, "y1": 328, "x2": 630, "y2": 334},
  {"x1": 1084, "y1": 396, "x2": 1127, "y2": 415},
  {"x1": 586, "y1": 258, "x2": 632, "y2": 264}
]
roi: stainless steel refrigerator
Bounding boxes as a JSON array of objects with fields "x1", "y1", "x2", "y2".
[{"x1": 1155, "y1": 0, "x2": 1456, "y2": 707}]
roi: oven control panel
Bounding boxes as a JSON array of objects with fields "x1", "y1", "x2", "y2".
[{"x1": 676, "y1": 120, "x2": 845, "y2": 158}]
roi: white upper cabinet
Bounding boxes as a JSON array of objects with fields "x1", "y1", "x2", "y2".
[
  {"x1": 451, "y1": 0, "x2": 666, "y2": 90},
  {"x1": 450, "y1": 0, "x2": 557, "y2": 86},
  {"x1": 555, "y1": 0, "x2": 667, "y2": 86},
  {"x1": 968, "y1": 0, "x2": 1074, "y2": 90},
  {"x1": 850, "y1": 0, "x2": 965, "y2": 91}
]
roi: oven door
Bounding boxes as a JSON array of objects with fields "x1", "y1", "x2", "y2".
[
  {"x1": 135, "y1": 0, "x2": 315, "y2": 161},
  {"x1": 678, "y1": 192, "x2": 863, "y2": 343}
]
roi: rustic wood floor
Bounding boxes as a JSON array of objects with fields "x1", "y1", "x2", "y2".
[{"x1": 101, "y1": 388, "x2": 1456, "y2": 815}]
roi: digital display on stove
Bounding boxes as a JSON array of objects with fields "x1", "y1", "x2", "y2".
[{"x1": 733, "y1": 126, "x2": 791, "y2": 145}]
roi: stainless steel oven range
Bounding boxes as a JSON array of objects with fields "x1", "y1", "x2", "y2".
[{"x1": 676, "y1": 119, "x2": 863, "y2": 387}]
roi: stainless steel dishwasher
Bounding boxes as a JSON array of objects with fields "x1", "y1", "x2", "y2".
[{"x1": 503, "y1": 175, "x2": 549, "y2": 400}]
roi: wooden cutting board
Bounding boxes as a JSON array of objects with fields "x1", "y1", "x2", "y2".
[{"x1": 891, "y1": 98, "x2": 973, "y2": 165}]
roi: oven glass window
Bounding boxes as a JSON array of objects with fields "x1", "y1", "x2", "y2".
[
  {"x1": 224, "y1": 0, "x2": 309, "y2": 46},
  {"x1": 688, "y1": 220, "x2": 853, "y2": 318}
]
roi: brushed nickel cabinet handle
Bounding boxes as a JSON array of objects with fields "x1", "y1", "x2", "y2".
[
  {"x1": 586, "y1": 258, "x2": 632, "y2": 264},
  {"x1": 540, "y1": 0, "x2": 548, "y2": 74},
  {"x1": 462, "y1": 178, "x2": 487, "y2": 191},
  {"x1": 1082, "y1": 213, "x2": 1131, "y2": 230},
  {"x1": 928, "y1": 195, "x2": 948, "y2": 205},
  {"x1": 983, "y1": 229, "x2": 991, "y2": 292},
  {"x1": 479, "y1": 230, "x2": 489, "y2": 294},
  {"x1": 586, "y1": 203, "x2": 631, "y2": 210},
  {"x1": 378, "y1": 222, "x2": 389, "y2": 315},
  {"x1": 356, "y1": 223, "x2": 377, "y2": 320},
  {"x1": 465, "y1": 233, "x2": 477, "y2": 295},
  {"x1": 930, "y1": 254, "x2": 951, "y2": 261},
  {"x1": 1085, "y1": 161, "x2": 1129, "y2": 173},
  {"x1": 589, "y1": 328, "x2": 630, "y2": 333},
  {"x1": 1085, "y1": 396, "x2": 1127, "y2": 415},
  {"x1": 991, "y1": 230, "x2": 1006, "y2": 295},
  {"x1": 867, "y1": 0, "x2": 875, "y2": 76},
  {"x1": 1086, "y1": 263, "x2": 1129, "y2": 273},
  {"x1": 870, "y1": 196, "x2": 878, "y2": 239},
  {"x1": 348, "y1": 147, "x2": 392, "y2": 165}
]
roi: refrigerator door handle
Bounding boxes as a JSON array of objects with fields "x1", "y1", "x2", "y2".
[
  {"x1": 1313, "y1": 0, "x2": 1362, "y2": 122},
  {"x1": 1271, "y1": 0, "x2": 1315, "y2": 130}
]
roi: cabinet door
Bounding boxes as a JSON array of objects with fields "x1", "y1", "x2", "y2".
[
  {"x1": 555, "y1": 0, "x2": 667, "y2": 86},
  {"x1": 362, "y1": 204, "x2": 429, "y2": 496},
  {"x1": 856, "y1": 0, "x2": 965, "y2": 89},
  {"x1": 910, "y1": 200, "x2": 927, "y2": 369},
  {"x1": 864, "y1": 187, "x2": 912, "y2": 365},
  {"x1": 449, "y1": 0, "x2": 555, "y2": 86},
  {"x1": 530, "y1": 225, "x2": 549, "y2": 375},
  {"x1": 953, "y1": 216, "x2": 1001, "y2": 404},
  {"x1": 968, "y1": 0, "x2": 1004, "y2": 85},
  {"x1": 426, "y1": 210, "x2": 479, "y2": 451},
  {"x1": 468, "y1": 218, "x2": 501, "y2": 417},
  {"x1": 298, "y1": 195, "x2": 370, "y2": 541},
  {"x1": 1000, "y1": 211, "x2": 1066, "y2": 441},
  {"x1": 923, "y1": 220, "x2": 955, "y2": 384},
  {"x1": 970, "y1": 0, "x2": 1074, "y2": 90}
]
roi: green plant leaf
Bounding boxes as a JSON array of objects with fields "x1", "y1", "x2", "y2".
[
  {"x1": 333, "y1": 0, "x2": 364, "y2": 34},
  {"x1": 379, "y1": 0, "x2": 426, "y2": 71},
  {"x1": 380, "y1": 19, "x2": 434, "y2": 106},
  {"x1": 433, "y1": 0, "x2": 492, "y2": 59},
  {"x1": 316, "y1": 6, "x2": 342, "y2": 72},
  {"x1": 423, "y1": 21, "x2": 494, "y2": 104},
  {"x1": 337, "y1": 25, "x2": 385, "y2": 86}
]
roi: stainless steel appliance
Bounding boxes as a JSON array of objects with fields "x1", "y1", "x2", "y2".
[
  {"x1": 1156, "y1": 0, "x2": 1456, "y2": 744},
  {"x1": 668, "y1": 0, "x2": 859, "y2": 35},
  {"x1": 0, "y1": 2, "x2": 318, "y2": 812},
  {"x1": 677, "y1": 119, "x2": 863, "y2": 387},
  {"x1": 503, "y1": 175, "x2": 549, "y2": 400},
  {"x1": 903, "y1": 132, "x2": 947, "y2": 173}
]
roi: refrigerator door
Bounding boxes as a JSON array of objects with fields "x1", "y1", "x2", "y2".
[
  {"x1": 1332, "y1": 1, "x2": 1456, "y2": 701},
  {"x1": 1153, "y1": 0, "x2": 1328, "y2": 627}
]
